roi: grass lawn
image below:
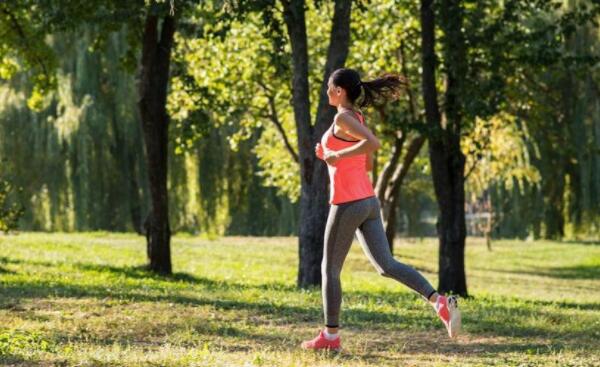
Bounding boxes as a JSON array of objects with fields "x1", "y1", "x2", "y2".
[{"x1": 1, "y1": 233, "x2": 599, "y2": 366}]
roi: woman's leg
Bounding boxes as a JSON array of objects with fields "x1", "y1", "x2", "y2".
[
  {"x1": 322, "y1": 199, "x2": 371, "y2": 329},
  {"x1": 355, "y1": 197, "x2": 436, "y2": 299},
  {"x1": 301, "y1": 199, "x2": 372, "y2": 350}
]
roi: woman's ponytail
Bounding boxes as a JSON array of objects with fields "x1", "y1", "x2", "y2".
[
  {"x1": 359, "y1": 74, "x2": 405, "y2": 108},
  {"x1": 330, "y1": 68, "x2": 406, "y2": 108}
]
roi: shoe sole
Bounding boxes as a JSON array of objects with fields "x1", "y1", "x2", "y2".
[{"x1": 447, "y1": 296, "x2": 461, "y2": 338}]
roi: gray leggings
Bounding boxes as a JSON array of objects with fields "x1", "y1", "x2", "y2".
[{"x1": 322, "y1": 196, "x2": 436, "y2": 327}]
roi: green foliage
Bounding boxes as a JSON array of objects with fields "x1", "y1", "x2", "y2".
[
  {"x1": 0, "y1": 27, "x2": 151, "y2": 232},
  {"x1": 172, "y1": 0, "x2": 429, "y2": 202},
  {"x1": 1, "y1": 0, "x2": 599, "y2": 238},
  {"x1": 0, "y1": 2, "x2": 58, "y2": 110},
  {"x1": 486, "y1": 1, "x2": 600, "y2": 239},
  {"x1": 463, "y1": 113, "x2": 541, "y2": 200},
  {"x1": 0, "y1": 176, "x2": 24, "y2": 233},
  {"x1": 0, "y1": 23, "x2": 297, "y2": 235},
  {"x1": 0, "y1": 330, "x2": 55, "y2": 357},
  {"x1": 457, "y1": 0, "x2": 600, "y2": 125},
  {"x1": 169, "y1": 8, "x2": 299, "y2": 199}
]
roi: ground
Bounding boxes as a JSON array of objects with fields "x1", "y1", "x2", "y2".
[{"x1": 1, "y1": 233, "x2": 599, "y2": 366}]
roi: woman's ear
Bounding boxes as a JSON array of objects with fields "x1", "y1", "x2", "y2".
[{"x1": 336, "y1": 87, "x2": 342, "y2": 95}]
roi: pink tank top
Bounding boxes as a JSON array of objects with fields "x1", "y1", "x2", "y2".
[{"x1": 321, "y1": 110, "x2": 375, "y2": 205}]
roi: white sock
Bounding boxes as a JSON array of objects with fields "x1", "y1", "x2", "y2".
[{"x1": 323, "y1": 329, "x2": 339, "y2": 340}]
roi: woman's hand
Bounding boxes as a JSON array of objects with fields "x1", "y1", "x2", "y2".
[
  {"x1": 324, "y1": 150, "x2": 341, "y2": 166},
  {"x1": 316, "y1": 143, "x2": 340, "y2": 165},
  {"x1": 315, "y1": 143, "x2": 324, "y2": 160}
]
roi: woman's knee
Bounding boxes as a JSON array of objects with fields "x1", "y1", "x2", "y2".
[{"x1": 376, "y1": 260, "x2": 398, "y2": 278}]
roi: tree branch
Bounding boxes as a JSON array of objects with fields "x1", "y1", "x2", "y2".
[
  {"x1": 0, "y1": 5, "x2": 51, "y2": 81},
  {"x1": 257, "y1": 80, "x2": 299, "y2": 163},
  {"x1": 398, "y1": 40, "x2": 419, "y2": 123},
  {"x1": 313, "y1": 0, "x2": 352, "y2": 140},
  {"x1": 385, "y1": 135, "x2": 426, "y2": 201},
  {"x1": 376, "y1": 40, "x2": 422, "y2": 202},
  {"x1": 375, "y1": 123, "x2": 405, "y2": 202}
]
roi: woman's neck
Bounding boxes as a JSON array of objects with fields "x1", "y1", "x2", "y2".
[{"x1": 337, "y1": 102, "x2": 355, "y2": 113}]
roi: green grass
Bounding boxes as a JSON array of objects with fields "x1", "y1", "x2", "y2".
[{"x1": 1, "y1": 233, "x2": 599, "y2": 366}]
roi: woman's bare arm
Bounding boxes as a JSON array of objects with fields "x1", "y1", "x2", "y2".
[{"x1": 332, "y1": 111, "x2": 380, "y2": 159}]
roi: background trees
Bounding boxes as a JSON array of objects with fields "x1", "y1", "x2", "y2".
[{"x1": 0, "y1": 0, "x2": 599, "y2": 289}]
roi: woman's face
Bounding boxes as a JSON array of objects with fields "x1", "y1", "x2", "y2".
[{"x1": 327, "y1": 78, "x2": 344, "y2": 106}]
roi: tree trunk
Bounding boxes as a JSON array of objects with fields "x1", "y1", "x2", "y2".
[
  {"x1": 420, "y1": 0, "x2": 468, "y2": 296},
  {"x1": 542, "y1": 172, "x2": 565, "y2": 239},
  {"x1": 282, "y1": 0, "x2": 352, "y2": 288},
  {"x1": 128, "y1": 150, "x2": 143, "y2": 235},
  {"x1": 375, "y1": 132, "x2": 405, "y2": 202},
  {"x1": 376, "y1": 40, "x2": 425, "y2": 253},
  {"x1": 375, "y1": 132, "x2": 404, "y2": 253},
  {"x1": 382, "y1": 136, "x2": 425, "y2": 251},
  {"x1": 138, "y1": 14, "x2": 175, "y2": 274}
]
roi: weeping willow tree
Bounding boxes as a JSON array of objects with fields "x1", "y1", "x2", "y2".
[
  {"x1": 488, "y1": 0, "x2": 600, "y2": 240},
  {"x1": 0, "y1": 20, "x2": 297, "y2": 236},
  {"x1": 462, "y1": 113, "x2": 541, "y2": 247},
  {"x1": 168, "y1": 120, "x2": 298, "y2": 236},
  {"x1": 0, "y1": 27, "x2": 148, "y2": 232},
  {"x1": 0, "y1": 21, "x2": 295, "y2": 234}
]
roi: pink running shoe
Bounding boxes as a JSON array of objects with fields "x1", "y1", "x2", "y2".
[
  {"x1": 301, "y1": 330, "x2": 341, "y2": 351},
  {"x1": 436, "y1": 295, "x2": 461, "y2": 338}
]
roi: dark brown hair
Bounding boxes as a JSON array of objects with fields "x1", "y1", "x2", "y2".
[{"x1": 330, "y1": 68, "x2": 405, "y2": 108}]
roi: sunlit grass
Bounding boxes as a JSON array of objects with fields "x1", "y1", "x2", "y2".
[{"x1": 1, "y1": 233, "x2": 599, "y2": 366}]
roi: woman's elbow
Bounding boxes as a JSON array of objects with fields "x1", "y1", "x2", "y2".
[{"x1": 370, "y1": 138, "x2": 381, "y2": 151}]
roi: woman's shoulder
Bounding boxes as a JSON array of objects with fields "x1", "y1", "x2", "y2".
[{"x1": 334, "y1": 109, "x2": 363, "y2": 126}]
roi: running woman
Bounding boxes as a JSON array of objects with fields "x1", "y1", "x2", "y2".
[{"x1": 301, "y1": 68, "x2": 461, "y2": 351}]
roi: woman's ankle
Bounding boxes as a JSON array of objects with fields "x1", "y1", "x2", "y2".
[{"x1": 428, "y1": 291, "x2": 439, "y2": 305}]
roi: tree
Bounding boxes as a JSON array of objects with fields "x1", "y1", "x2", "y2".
[
  {"x1": 279, "y1": 0, "x2": 353, "y2": 287},
  {"x1": 138, "y1": 9, "x2": 177, "y2": 274},
  {"x1": 419, "y1": 0, "x2": 600, "y2": 295},
  {"x1": 463, "y1": 113, "x2": 541, "y2": 249},
  {"x1": 0, "y1": 0, "x2": 191, "y2": 274},
  {"x1": 419, "y1": 0, "x2": 468, "y2": 296}
]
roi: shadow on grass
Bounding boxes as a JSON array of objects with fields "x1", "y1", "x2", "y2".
[
  {"x1": 490, "y1": 264, "x2": 600, "y2": 280},
  {"x1": 0, "y1": 257, "x2": 298, "y2": 292},
  {"x1": 0, "y1": 266, "x2": 15, "y2": 274},
  {"x1": 48, "y1": 317, "x2": 288, "y2": 354},
  {"x1": 559, "y1": 239, "x2": 600, "y2": 246},
  {"x1": 2, "y1": 278, "x2": 598, "y2": 343},
  {"x1": 0, "y1": 256, "x2": 16, "y2": 274},
  {"x1": 0, "y1": 355, "x2": 31, "y2": 366},
  {"x1": 2, "y1": 258, "x2": 598, "y2": 353}
]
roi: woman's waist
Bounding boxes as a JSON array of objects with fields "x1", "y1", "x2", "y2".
[
  {"x1": 328, "y1": 163, "x2": 370, "y2": 178},
  {"x1": 329, "y1": 157, "x2": 367, "y2": 170}
]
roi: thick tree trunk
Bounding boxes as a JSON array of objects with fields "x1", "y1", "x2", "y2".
[
  {"x1": 138, "y1": 14, "x2": 175, "y2": 274},
  {"x1": 282, "y1": 0, "x2": 352, "y2": 288},
  {"x1": 420, "y1": 0, "x2": 468, "y2": 296},
  {"x1": 430, "y1": 136, "x2": 467, "y2": 296}
]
